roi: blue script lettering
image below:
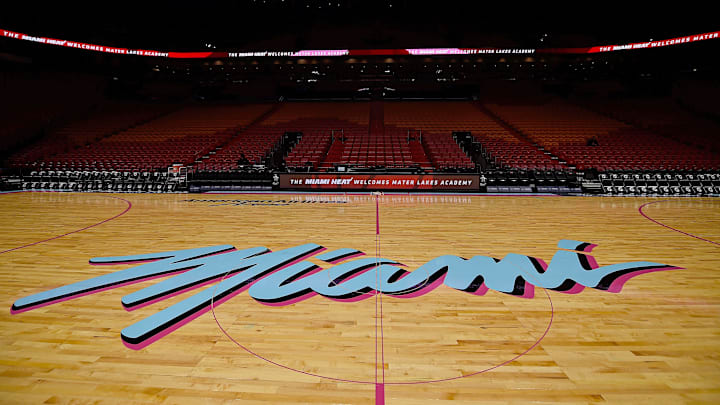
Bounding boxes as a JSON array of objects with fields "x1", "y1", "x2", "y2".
[{"x1": 11, "y1": 240, "x2": 677, "y2": 349}]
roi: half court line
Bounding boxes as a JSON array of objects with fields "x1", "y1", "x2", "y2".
[{"x1": 374, "y1": 192, "x2": 386, "y2": 405}]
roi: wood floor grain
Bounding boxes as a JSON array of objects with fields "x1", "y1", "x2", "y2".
[{"x1": 1, "y1": 192, "x2": 718, "y2": 404}]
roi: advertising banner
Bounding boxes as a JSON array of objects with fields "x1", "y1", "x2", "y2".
[
  {"x1": 3, "y1": 28, "x2": 717, "y2": 59},
  {"x1": 279, "y1": 173, "x2": 479, "y2": 191}
]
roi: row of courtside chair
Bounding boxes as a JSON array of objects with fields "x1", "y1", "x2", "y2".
[
  {"x1": 22, "y1": 170, "x2": 182, "y2": 193},
  {"x1": 25, "y1": 170, "x2": 171, "y2": 182},
  {"x1": 599, "y1": 172, "x2": 720, "y2": 195},
  {"x1": 22, "y1": 180, "x2": 178, "y2": 193}
]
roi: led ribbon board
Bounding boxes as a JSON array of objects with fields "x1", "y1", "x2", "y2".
[{"x1": 2, "y1": 28, "x2": 718, "y2": 58}]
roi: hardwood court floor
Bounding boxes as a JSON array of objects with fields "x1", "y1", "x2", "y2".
[{"x1": 0, "y1": 192, "x2": 719, "y2": 404}]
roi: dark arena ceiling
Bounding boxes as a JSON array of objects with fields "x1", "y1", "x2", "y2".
[
  {"x1": 1, "y1": 1, "x2": 718, "y2": 51},
  {"x1": 1, "y1": 1, "x2": 718, "y2": 102}
]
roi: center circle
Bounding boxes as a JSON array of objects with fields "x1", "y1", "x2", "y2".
[{"x1": 210, "y1": 267, "x2": 554, "y2": 385}]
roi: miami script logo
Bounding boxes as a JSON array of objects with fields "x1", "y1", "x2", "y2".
[{"x1": 11, "y1": 240, "x2": 678, "y2": 349}]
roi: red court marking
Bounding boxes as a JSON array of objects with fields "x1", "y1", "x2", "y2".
[
  {"x1": 211, "y1": 276, "x2": 554, "y2": 385},
  {"x1": 375, "y1": 194, "x2": 385, "y2": 404},
  {"x1": 639, "y1": 200, "x2": 720, "y2": 246},
  {"x1": 389, "y1": 286, "x2": 554, "y2": 385},
  {"x1": 375, "y1": 383, "x2": 385, "y2": 404},
  {"x1": 6, "y1": 190, "x2": 554, "y2": 387},
  {"x1": 376, "y1": 197, "x2": 380, "y2": 235},
  {"x1": 210, "y1": 194, "x2": 554, "y2": 386},
  {"x1": 0, "y1": 193, "x2": 132, "y2": 255}
]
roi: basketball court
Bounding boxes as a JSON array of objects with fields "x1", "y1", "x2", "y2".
[{"x1": 1, "y1": 191, "x2": 719, "y2": 404}]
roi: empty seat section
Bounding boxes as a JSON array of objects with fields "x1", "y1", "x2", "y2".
[
  {"x1": 21, "y1": 104, "x2": 271, "y2": 172},
  {"x1": 284, "y1": 121, "x2": 345, "y2": 170},
  {"x1": 337, "y1": 129, "x2": 416, "y2": 169},
  {"x1": 384, "y1": 101, "x2": 548, "y2": 170},
  {"x1": 7, "y1": 103, "x2": 174, "y2": 170},
  {"x1": 200, "y1": 102, "x2": 368, "y2": 171},
  {"x1": 485, "y1": 102, "x2": 720, "y2": 171},
  {"x1": 584, "y1": 98, "x2": 720, "y2": 154}
]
